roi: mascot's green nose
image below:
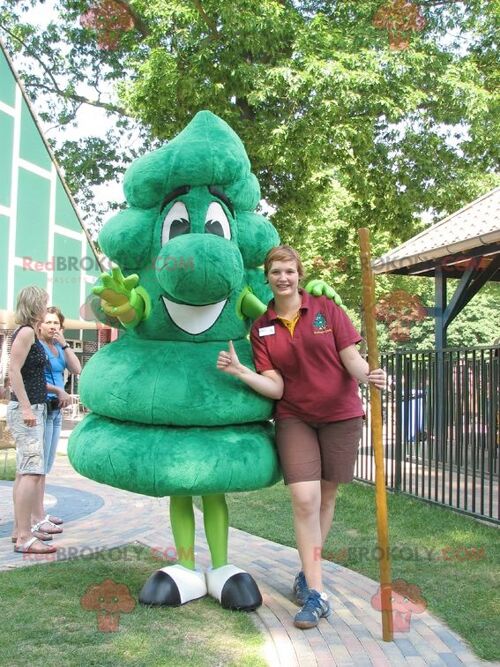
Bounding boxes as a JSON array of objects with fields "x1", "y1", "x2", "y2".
[{"x1": 156, "y1": 234, "x2": 243, "y2": 305}]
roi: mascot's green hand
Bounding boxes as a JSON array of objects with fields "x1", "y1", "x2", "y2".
[
  {"x1": 93, "y1": 267, "x2": 150, "y2": 327},
  {"x1": 238, "y1": 287, "x2": 267, "y2": 320},
  {"x1": 304, "y1": 279, "x2": 344, "y2": 308}
]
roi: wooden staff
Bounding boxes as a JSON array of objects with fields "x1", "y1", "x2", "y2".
[{"x1": 358, "y1": 227, "x2": 393, "y2": 642}]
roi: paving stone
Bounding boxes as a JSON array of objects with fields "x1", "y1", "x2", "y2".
[
  {"x1": 394, "y1": 638, "x2": 420, "y2": 657},
  {"x1": 435, "y1": 629, "x2": 473, "y2": 653},
  {"x1": 249, "y1": 612, "x2": 283, "y2": 665},
  {"x1": 0, "y1": 454, "x2": 495, "y2": 667},
  {"x1": 438, "y1": 654, "x2": 470, "y2": 666},
  {"x1": 414, "y1": 622, "x2": 458, "y2": 653}
]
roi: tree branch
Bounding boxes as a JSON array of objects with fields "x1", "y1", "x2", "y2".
[
  {"x1": 0, "y1": 23, "x2": 128, "y2": 116},
  {"x1": 418, "y1": 1, "x2": 465, "y2": 6},
  {"x1": 235, "y1": 97, "x2": 256, "y2": 121},
  {"x1": 46, "y1": 102, "x2": 83, "y2": 132},
  {"x1": 112, "y1": 0, "x2": 150, "y2": 38},
  {"x1": 1, "y1": 23, "x2": 66, "y2": 99},
  {"x1": 190, "y1": 0, "x2": 219, "y2": 38},
  {"x1": 24, "y1": 81, "x2": 128, "y2": 116}
]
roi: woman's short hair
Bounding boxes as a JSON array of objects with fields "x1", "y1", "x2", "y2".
[
  {"x1": 15, "y1": 286, "x2": 48, "y2": 326},
  {"x1": 264, "y1": 245, "x2": 304, "y2": 279},
  {"x1": 46, "y1": 306, "x2": 65, "y2": 328}
]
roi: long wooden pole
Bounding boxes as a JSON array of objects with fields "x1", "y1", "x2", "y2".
[{"x1": 358, "y1": 228, "x2": 393, "y2": 642}]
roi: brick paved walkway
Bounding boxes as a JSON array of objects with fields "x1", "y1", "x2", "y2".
[{"x1": 0, "y1": 432, "x2": 497, "y2": 666}]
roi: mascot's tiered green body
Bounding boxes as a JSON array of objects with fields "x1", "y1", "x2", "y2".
[{"x1": 69, "y1": 111, "x2": 282, "y2": 609}]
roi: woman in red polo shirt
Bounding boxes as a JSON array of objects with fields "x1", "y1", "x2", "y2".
[{"x1": 217, "y1": 245, "x2": 385, "y2": 629}]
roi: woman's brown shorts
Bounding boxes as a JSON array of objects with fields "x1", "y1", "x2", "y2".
[{"x1": 275, "y1": 416, "x2": 363, "y2": 485}]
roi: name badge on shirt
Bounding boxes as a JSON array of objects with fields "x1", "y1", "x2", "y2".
[{"x1": 259, "y1": 325, "x2": 275, "y2": 337}]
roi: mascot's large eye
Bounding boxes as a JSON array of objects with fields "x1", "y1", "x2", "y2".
[
  {"x1": 204, "y1": 202, "x2": 231, "y2": 240},
  {"x1": 162, "y1": 202, "x2": 190, "y2": 244}
]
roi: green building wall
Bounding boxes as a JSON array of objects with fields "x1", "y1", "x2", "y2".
[{"x1": 0, "y1": 40, "x2": 102, "y2": 323}]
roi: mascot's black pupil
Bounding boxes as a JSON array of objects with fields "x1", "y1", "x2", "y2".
[
  {"x1": 169, "y1": 218, "x2": 190, "y2": 239},
  {"x1": 205, "y1": 220, "x2": 224, "y2": 236}
]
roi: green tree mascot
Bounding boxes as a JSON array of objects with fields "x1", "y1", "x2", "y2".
[{"x1": 69, "y1": 111, "x2": 339, "y2": 610}]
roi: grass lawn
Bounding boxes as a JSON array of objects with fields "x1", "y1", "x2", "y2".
[
  {"x1": 2, "y1": 450, "x2": 497, "y2": 661},
  {"x1": 0, "y1": 546, "x2": 266, "y2": 667},
  {"x1": 222, "y1": 481, "x2": 500, "y2": 662},
  {"x1": 0, "y1": 448, "x2": 15, "y2": 481}
]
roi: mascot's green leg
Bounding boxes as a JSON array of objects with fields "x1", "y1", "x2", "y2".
[
  {"x1": 203, "y1": 493, "x2": 262, "y2": 611},
  {"x1": 138, "y1": 495, "x2": 206, "y2": 605},
  {"x1": 170, "y1": 495, "x2": 196, "y2": 570},
  {"x1": 202, "y1": 494, "x2": 228, "y2": 569}
]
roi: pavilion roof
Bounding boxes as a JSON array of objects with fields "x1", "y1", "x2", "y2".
[{"x1": 372, "y1": 186, "x2": 500, "y2": 276}]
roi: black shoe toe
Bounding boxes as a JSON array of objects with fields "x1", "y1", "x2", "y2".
[
  {"x1": 139, "y1": 570, "x2": 182, "y2": 606},
  {"x1": 220, "y1": 572, "x2": 262, "y2": 611}
]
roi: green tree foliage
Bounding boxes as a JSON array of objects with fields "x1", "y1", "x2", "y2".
[
  {"x1": 373, "y1": 279, "x2": 499, "y2": 351},
  {"x1": 1, "y1": 0, "x2": 498, "y2": 345}
]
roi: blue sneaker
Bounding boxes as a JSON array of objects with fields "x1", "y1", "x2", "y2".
[
  {"x1": 292, "y1": 571, "x2": 309, "y2": 606},
  {"x1": 294, "y1": 589, "x2": 331, "y2": 629}
]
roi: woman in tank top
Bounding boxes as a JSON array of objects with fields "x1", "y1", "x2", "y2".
[
  {"x1": 34, "y1": 307, "x2": 80, "y2": 528},
  {"x1": 8, "y1": 286, "x2": 65, "y2": 554}
]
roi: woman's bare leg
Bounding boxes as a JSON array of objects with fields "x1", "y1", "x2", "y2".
[
  {"x1": 320, "y1": 479, "x2": 339, "y2": 546},
  {"x1": 289, "y1": 480, "x2": 323, "y2": 592},
  {"x1": 14, "y1": 474, "x2": 39, "y2": 545},
  {"x1": 32, "y1": 475, "x2": 46, "y2": 523}
]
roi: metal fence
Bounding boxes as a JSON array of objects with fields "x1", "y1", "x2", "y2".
[{"x1": 356, "y1": 345, "x2": 499, "y2": 524}]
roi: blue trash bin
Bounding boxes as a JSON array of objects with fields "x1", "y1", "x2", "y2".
[{"x1": 402, "y1": 390, "x2": 424, "y2": 443}]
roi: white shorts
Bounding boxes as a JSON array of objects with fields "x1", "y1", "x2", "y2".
[{"x1": 7, "y1": 401, "x2": 46, "y2": 475}]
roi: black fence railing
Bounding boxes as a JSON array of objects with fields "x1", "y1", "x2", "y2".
[{"x1": 356, "y1": 345, "x2": 499, "y2": 524}]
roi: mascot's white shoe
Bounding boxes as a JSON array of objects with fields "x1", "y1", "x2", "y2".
[
  {"x1": 139, "y1": 564, "x2": 207, "y2": 606},
  {"x1": 206, "y1": 564, "x2": 262, "y2": 611}
]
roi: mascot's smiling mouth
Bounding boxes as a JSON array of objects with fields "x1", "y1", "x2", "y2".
[{"x1": 162, "y1": 296, "x2": 227, "y2": 335}]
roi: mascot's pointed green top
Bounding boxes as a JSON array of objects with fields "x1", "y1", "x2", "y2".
[
  {"x1": 70, "y1": 110, "x2": 281, "y2": 497},
  {"x1": 71, "y1": 108, "x2": 340, "y2": 500},
  {"x1": 124, "y1": 111, "x2": 261, "y2": 211}
]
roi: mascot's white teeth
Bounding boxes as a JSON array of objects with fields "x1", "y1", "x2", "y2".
[{"x1": 162, "y1": 297, "x2": 227, "y2": 335}]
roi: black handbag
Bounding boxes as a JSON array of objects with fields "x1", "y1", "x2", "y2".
[{"x1": 44, "y1": 345, "x2": 60, "y2": 413}]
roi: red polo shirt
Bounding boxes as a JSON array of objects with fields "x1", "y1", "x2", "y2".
[{"x1": 250, "y1": 291, "x2": 364, "y2": 423}]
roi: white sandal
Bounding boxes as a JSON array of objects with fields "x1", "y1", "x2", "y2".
[
  {"x1": 32, "y1": 517, "x2": 63, "y2": 534},
  {"x1": 14, "y1": 537, "x2": 57, "y2": 554},
  {"x1": 45, "y1": 514, "x2": 63, "y2": 525}
]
